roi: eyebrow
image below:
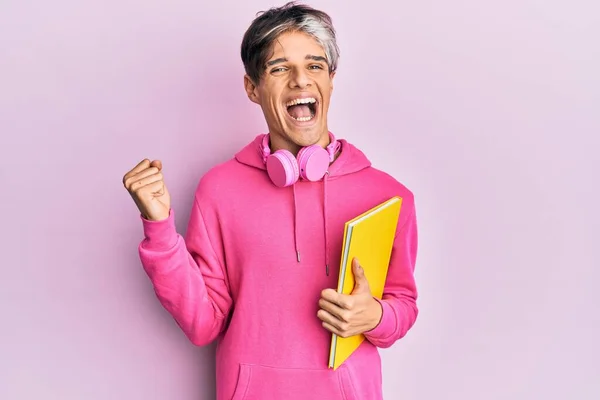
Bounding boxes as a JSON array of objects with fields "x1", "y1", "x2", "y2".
[{"x1": 266, "y1": 54, "x2": 328, "y2": 67}]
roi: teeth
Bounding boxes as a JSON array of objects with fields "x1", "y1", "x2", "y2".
[
  {"x1": 294, "y1": 115, "x2": 313, "y2": 122},
  {"x1": 285, "y1": 97, "x2": 317, "y2": 107}
]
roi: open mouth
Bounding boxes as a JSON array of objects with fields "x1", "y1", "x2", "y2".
[{"x1": 285, "y1": 97, "x2": 317, "y2": 122}]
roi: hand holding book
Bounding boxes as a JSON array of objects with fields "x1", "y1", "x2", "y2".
[{"x1": 318, "y1": 258, "x2": 383, "y2": 338}]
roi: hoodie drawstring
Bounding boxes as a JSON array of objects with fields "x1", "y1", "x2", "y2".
[
  {"x1": 323, "y1": 172, "x2": 330, "y2": 276},
  {"x1": 291, "y1": 174, "x2": 330, "y2": 276},
  {"x1": 292, "y1": 183, "x2": 300, "y2": 263}
]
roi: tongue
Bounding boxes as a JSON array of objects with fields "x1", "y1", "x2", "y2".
[{"x1": 287, "y1": 104, "x2": 311, "y2": 119}]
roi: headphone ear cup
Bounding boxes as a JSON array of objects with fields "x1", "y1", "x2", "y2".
[
  {"x1": 297, "y1": 145, "x2": 330, "y2": 181},
  {"x1": 266, "y1": 150, "x2": 299, "y2": 187}
]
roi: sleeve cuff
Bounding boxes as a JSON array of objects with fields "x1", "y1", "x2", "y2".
[
  {"x1": 364, "y1": 298, "x2": 395, "y2": 341},
  {"x1": 140, "y1": 209, "x2": 178, "y2": 251}
]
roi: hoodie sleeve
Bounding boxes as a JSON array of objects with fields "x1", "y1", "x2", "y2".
[
  {"x1": 137, "y1": 195, "x2": 232, "y2": 347},
  {"x1": 363, "y1": 201, "x2": 418, "y2": 348}
]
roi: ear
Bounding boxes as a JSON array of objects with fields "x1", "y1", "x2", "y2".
[
  {"x1": 329, "y1": 71, "x2": 336, "y2": 91},
  {"x1": 244, "y1": 74, "x2": 260, "y2": 104}
]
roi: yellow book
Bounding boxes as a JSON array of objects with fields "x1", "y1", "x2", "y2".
[{"x1": 328, "y1": 196, "x2": 403, "y2": 370}]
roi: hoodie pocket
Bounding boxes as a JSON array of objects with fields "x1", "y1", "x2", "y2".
[{"x1": 230, "y1": 363, "x2": 358, "y2": 400}]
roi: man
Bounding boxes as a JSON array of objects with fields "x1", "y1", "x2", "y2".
[{"x1": 122, "y1": 2, "x2": 418, "y2": 399}]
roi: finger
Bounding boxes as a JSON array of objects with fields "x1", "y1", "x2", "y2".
[
  {"x1": 131, "y1": 158, "x2": 151, "y2": 173},
  {"x1": 321, "y1": 321, "x2": 353, "y2": 338},
  {"x1": 123, "y1": 159, "x2": 151, "y2": 184},
  {"x1": 150, "y1": 159, "x2": 162, "y2": 170},
  {"x1": 130, "y1": 172, "x2": 164, "y2": 193},
  {"x1": 320, "y1": 288, "x2": 340, "y2": 304},
  {"x1": 126, "y1": 167, "x2": 160, "y2": 188},
  {"x1": 319, "y1": 298, "x2": 349, "y2": 322},
  {"x1": 317, "y1": 309, "x2": 346, "y2": 331},
  {"x1": 125, "y1": 167, "x2": 161, "y2": 191},
  {"x1": 321, "y1": 289, "x2": 352, "y2": 310},
  {"x1": 321, "y1": 321, "x2": 342, "y2": 336},
  {"x1": 352, "y1": 258, "x2": 366, "y2": 280},
  {"x1": 144, "y1": 180, "x2": 167, "y2": 196},
  {"x1": 351, "y1": 258, "x2": 371, "y2": 294}
]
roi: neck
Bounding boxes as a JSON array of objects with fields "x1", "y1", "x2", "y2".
[{"x1": 268, "y1": 132, "x2": 331, "y2": 157}]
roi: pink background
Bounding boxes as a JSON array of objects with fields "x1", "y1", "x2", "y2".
[{"x1": 2, "y1": 0, "x2": 598, "y2": 399}]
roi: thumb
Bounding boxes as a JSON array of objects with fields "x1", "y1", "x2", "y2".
[
  {"x1": 351, "y1": 258, "x2": 370, "y2": 294},
  {"x1": 150, "y1": 159, "x2": 163, "y2": 170}
]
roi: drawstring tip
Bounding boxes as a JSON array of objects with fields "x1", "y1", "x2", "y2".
[
  {"x1": 296, "y1": 251, "x2": 301, "y2": 263},
  {"x1": 326, "y1": 264, "x2": 329, "y2": 276}
]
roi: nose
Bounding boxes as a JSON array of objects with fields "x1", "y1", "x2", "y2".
[{"x1": 289, "y1": 67, "x2": 311, "y2": 89}]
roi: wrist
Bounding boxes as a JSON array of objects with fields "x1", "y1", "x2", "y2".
[{"x1": 368, "y1": 296, "x2": 383, "y2": 330}]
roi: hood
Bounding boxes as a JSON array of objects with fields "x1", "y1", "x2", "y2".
[{"x1": 234, "y1": 133, "x2": 372, "y2": 276}]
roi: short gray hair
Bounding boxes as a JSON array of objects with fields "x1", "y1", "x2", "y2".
[{"x1": 240, "y1": 1, "x2": 340, "y2": 84}]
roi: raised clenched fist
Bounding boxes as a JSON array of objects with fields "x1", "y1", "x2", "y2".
[{"x1": 123, "y1": 159, "x2": 171, "y2": 221}]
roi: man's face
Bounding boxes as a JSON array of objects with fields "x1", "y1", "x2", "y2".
[{"x1": 244, "y1": 31, "x2": 335, "y2": 154}]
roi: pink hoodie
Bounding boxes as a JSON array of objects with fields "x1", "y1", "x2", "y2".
[{"x1": 138, "y1": 134, "x2": 418, "y2": 400}]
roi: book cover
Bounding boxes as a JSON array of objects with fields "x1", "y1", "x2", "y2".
[{"x1": 328, "y1": 196, "x2": 403, "y2": 370}]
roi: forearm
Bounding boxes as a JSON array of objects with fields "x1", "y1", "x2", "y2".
[{"x1": 138, "y1": 210, "x2": 229, "y2": 346}]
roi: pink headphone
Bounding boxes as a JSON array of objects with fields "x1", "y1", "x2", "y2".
[{"x1": 261, "y1": 132, "x2": 340, "y2": 187}]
